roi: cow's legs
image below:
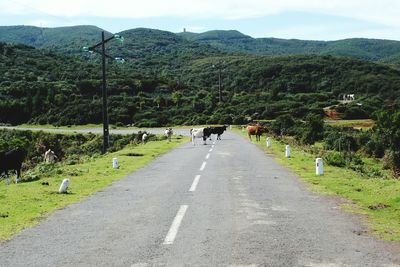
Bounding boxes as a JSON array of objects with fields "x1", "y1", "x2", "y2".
[
  {"x1": 15, "y1": 169, "x2": 20, "y2": 183},
  {"x1": 4, "y1": 171, "x2": 10, "y2": 185}
]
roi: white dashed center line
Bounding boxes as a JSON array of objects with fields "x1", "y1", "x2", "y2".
[
  {"x1": 163, "y1": 205, "x2": 188, "y2": 245},
  {"x1": 209, "y1": 148, "x2": 213, "y2": 152},
  {"x1": 200, "y1": 161, "x2": 207, "y2": 171},
  {"x1": 189, "y1": 175, "x2": 201, "y2": 192},
  {"x1": 205, "y1": 153, "x2": 210, "y2": 159}
]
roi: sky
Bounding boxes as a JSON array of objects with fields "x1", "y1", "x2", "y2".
[{"x1": 0, "y1": 0, "x2": 400, "y2": 41}]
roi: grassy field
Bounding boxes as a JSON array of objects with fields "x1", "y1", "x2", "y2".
[
  {"x1": 0, "y1": 136, "x2": 188, "y2": 241},
  {"x1": 325, "y1": 119, "x2": 375, "y2": 130},
  {"x1": 234, "y1": 128, "x2": 400, "y2": 241}
]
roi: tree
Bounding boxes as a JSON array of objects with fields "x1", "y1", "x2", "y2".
[
  {"x1": 154, "y1": 95, "x2": 163, "y2": 109},
  {"x1": 32, "y1": 88, "x2": 44, "y2": 116},
  {"x1": 374, "y1": 110, "x2": 400, "y2": 176},
  {"x1": 46, "y1": 87, "x2": 55, "y2": 106},
  {"x1": 172, "y1": 91, "x2": 183, "y2": 107},
  {"x1": 271, "y1": 114, "x2": 296, "y2": 136},
  {"x1": 300, "y1": 114, "x2": 324, "y2": 145}
]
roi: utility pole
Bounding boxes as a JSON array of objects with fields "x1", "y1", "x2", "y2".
[
  {"x1": 218, "y1": 65, "x2": 222, "y2": 102},
  {"x1": 83, "y1": 32, "x2": 124, "y2": 154},
  {"x1": 101, "y1": 31, "x2": 109, "y2": 153},
  {"x1": 213, "y1": 60, "x2": 225, "y2": 103}
]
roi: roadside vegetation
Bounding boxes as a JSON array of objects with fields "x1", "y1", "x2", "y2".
[
  {"x1": 235, "y1": 110, "x2": 400, "y2": 240},
  {"x1": 0, "y1": 129, "x2": 188, "y2": 240}
]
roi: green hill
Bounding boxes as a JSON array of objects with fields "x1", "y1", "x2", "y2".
[
  {"x1": 107, "y1": 28, "x2": 223, "y2": 74},
  {"x1": 1, "y1": 43, "x2": 399, "y2": 126},
  {"x1": 0, "y1": 25, "x2": 109, "y2": 56},
  {"x1": 1, "y1": 26, "x2": 400, "y2": 64},
  {"x1": 179, "y1": 30, "x2": 400, "y2": 64}
]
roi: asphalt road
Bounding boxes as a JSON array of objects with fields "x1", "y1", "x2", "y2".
[
  {"x1": 0, "y1": 126, "x2": 193, "y2": 136},
  {"x1": 1, "y1": 131, "x2": 399, "y2": 266}
]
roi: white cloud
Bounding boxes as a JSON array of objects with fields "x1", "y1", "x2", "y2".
[
  {"x1": 265, "y1": 24, "x2": 400, "y2": 41},
  {"x1": 1, "y1": 0, "x2": 399, "y2": 27}
]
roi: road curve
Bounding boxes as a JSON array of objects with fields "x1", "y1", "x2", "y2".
[{"x1": 0, "y1": 131, "x2": 399, "y2": 266}]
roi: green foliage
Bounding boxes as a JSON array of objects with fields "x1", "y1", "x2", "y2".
[
  {"x1": 180, "y1": 30, "x2": 400, "y2": 64},
  {"x1": 0, "y1": 25, "x2": 107, "y2": 55},
  {"x1": 325, "y1": 151, "x2": 347, "y2": 167},
  {"x1": 271, "y1": 114, "x2": 297, "y2": 136},
  {"x1": 324, "y1": 128, "x2": 360, "y2": 152},
  {"x1": 299, "y1": 114, "x2": 324, "y2": 145},
  {"x1": 0, "y1": 29, "x2": 400, "y2": 127},
  {"x1": 325, "y1": 151, "x2": 364, "y2": 169},
  {"x1": 0, "y1": 129, "x2": 149, "y2": 172},
  {"x1": 373, "y1": 110, "x2": 400, "y2": 176}
]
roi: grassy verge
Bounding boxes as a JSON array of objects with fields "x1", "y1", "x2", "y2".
[
  {"x1": 0, "y1": 136, "x2": 188, "y2": 241},
  {"x1": 233, "y1": 128, "x2": 400, "y2": 241}
]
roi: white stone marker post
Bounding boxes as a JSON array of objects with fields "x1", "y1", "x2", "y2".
[
  {"x1": 285, "y1": 145, "x2": 291, "y2": 158},
  {"x1": 112, "y1": 157, "x2": 119, "y2": 169},
  {"x1": 316, "y1": 158, "x2": 323, "y2": 175},
  {"x1": 59, "y1": 179, "x2": 70, "y2": 194},
  {"x1": 266, "y1": 137, "x2": 271, "y2": 147}
]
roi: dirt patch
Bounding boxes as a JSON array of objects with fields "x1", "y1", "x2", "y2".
[
  {"x1": 353, "y1": 229, "x2": 368, "y2": 236},
  {"x1": 123, "y1": 153, "x2": 144, "y2": 157},
  {"x1": 368, "y1": 203, "x2": 390, "y2": 210}
]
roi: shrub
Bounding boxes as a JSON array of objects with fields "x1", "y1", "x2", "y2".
[
  {"x1": 324, "y1": 131, "x2": 359, "y2": 152},
  {"x1": 299, "y1": 113, "x2": 324, "y2": 145},
  {"x1": 325, "y1": 151, "x2": 346, "y2": 167},
  {"x1": 325, "y1": 151, "x2": 364, "y2": 169},
  {"x1": 271, "y1": 114, "x2": 297, "y2": 136},
  {"x1": 374, "y1": 110, "x2": 400, "y2": 176}
]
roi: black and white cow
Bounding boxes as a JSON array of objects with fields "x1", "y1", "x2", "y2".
[
  {"x1": 165, "y1": 128, "x2": 173, "y2": 142},
  {"x1": 190, "y1": 127, "x2": 212, "y2": 145},
  {"x1": 209, "y1": 125, "x2": 228, "y2": 140}
]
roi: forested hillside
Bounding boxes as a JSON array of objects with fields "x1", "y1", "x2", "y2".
[
  {"x1": 107, "y1": 28, "x2": 223, "y2": 74},
  {"x1": 1, "y1": 42, "x2": 399, "y2": 126},
  {"x1": 2, "y1": 25, "x2": 400, "y2": 65},
  {"x1": 0, "y1": 25, "x2": 108, "y2": 56},
  {"x1": 179, "y1": 30, "x2": 400, "y2": 64}
]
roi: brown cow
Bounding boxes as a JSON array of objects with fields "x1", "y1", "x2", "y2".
[{"x1": 246, "y1": 124, "x2": 266, "y2": 141}]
